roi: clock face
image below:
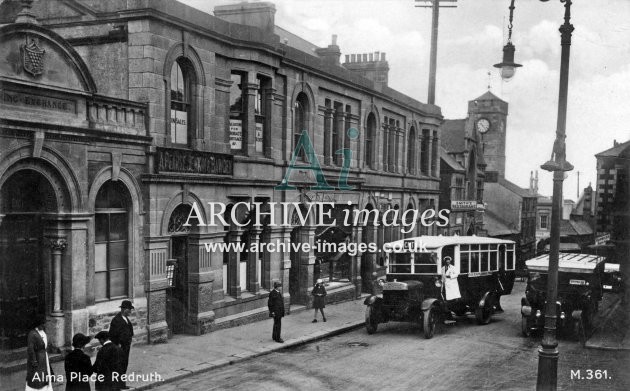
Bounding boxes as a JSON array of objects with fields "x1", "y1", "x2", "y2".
[{"x1": 476, "y1": 118, "x2": 491, "y2": 134}]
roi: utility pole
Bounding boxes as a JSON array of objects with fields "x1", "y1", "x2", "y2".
[
  {"x1": 577, "y1": 170, "x2": 580, "y2": 199},
  {"x1": 415, "y1": 0, "x2": 457, "y2": 105}
]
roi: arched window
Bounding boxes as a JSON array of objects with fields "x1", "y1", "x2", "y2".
[
  {"x1": 407, "y1": 127, "x2": 416, "y2": 174},
  {"x1": 294, "y1": 92, "x2": 309, "y2": 160},
  {"x1": 95, "y1": 181, "x2": 131, "y2": 301},
  {"x1": 170, "y1": 58, "x2": 194, "y2": 146},
  {"x1": 365, "y1": 113, "x2": 376, "y2": 169}
]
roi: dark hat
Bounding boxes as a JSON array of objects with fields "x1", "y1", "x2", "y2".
[
  {"x1": 120, "y1": 300, "x2": 134, "y2": 310},
  {"x1": 31, "y1": 314, "x2": 47, "y2": 329},
  {"x1": 72, "y1": 333, "x2": 92, "y2": 348},
  {"x1": 273, "y1": 281, "x2": 282, "y2": 288},
  {"x1": 94, "y1": 331, "x2": 110, "y2": 341}
]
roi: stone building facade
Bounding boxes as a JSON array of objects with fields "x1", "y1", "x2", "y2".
[{"x1": 0, "y1": 0, "x2": 442, "y2": 355}]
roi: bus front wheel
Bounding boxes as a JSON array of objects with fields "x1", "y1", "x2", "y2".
[
  {"x1": 476, "y1": 292, "x2": 495, "y2": 325},
  {"x1": 423, "y1": 306, "x2": 438, "y2": 339}
]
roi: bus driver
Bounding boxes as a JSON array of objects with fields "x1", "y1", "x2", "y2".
[{"x1": 441, "y1": 256, "x2": 461, "y2": 301}]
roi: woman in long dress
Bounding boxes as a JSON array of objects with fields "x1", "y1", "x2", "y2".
[{"x1": 25, "y1": 315, "x2": 53, "y2": 391}]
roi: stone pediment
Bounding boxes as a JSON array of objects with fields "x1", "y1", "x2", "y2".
[{"x1": 0, "y1": 23, "x2": 96, "y2": 93}]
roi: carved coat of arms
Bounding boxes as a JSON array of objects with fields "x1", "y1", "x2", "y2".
[{"x1": 20, "y1": 38, "x2": 45, "y2": 76}]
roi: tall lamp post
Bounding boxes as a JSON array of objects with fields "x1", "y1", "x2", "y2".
[{"x1": 495, "y1": 1, "x2": 574, "y2": 390}]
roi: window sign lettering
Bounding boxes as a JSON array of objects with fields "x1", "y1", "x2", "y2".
[
  {"x1": 171, "y1": 109, "x2": 188, "y2": 144},
  {"x1": 255, "y1": 122, "x2": 263, "y2": 152},
  {"x1": 230, "y1": 119, "x2": 242, "y2": 149}
]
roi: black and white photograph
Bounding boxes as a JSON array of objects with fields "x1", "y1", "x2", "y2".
[{"x1": 0, "y1": 0, "x2": 629, "y2": 390}]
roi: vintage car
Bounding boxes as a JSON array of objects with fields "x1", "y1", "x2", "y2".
[
  {"x1": 521, "y1": 252, "x2": 605, "y2": 341},
  {"x1": 603, "y1": 263, "x2": 623, "y2": 293},
  {"x1": 364, "y1": 236, "x2": 516, "y2": 339}
]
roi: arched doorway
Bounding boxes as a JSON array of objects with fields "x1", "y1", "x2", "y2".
[
  {"x1": 0, "y1": 170, "x2": 57, "y2": 349},
  {"x1": 166, "y1": 204, "x2": 193, "y2": 335}
]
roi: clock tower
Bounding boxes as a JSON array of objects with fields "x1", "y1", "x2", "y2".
[{"x1": 468, "y1": 91, "x2": 509, "y2": 178}]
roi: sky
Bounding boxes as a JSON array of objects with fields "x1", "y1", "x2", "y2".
[{"x1": 181, "y1": 0, "x2": 630, "y2": 199}]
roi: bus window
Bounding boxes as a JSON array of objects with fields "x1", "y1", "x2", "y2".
[
  {"x1": 390, "y1": 252, "x2": 411, "y2": 273},
  {"x1": 414, "y1": 252, "x2": 437, "y2": 274},
  {"x1": 460, "y1": 252, "x2": 469, "y2": 273},
  {"x1": 471, "y1": 252, "x2": 480, "y2": 272},
  {"x1": 481, "y1": 251, "x2": 489, "y2": 272},
  {"x1": 507, "y1": 248, "x2": 515, "y2": 270},
  {"x1": 490, "y1": 251, "x2": 497, "y2": 271}
]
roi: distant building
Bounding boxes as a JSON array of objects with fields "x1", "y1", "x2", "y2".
[
  {"x1": 593, "y1": 140, "x2": 630, "y2": 302},
  {"x1": 594, "y1": 140, "x2": 630, "y2": 234},
  {"x1": 484, "y1": 177, "x2": 537, "y2": 272},
  {"x1": 439, "y1": 115, "x2": 486, "y2": 236}
]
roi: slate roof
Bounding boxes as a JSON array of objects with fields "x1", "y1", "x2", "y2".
[
  {"x1": 440, "y1": 119, "x2": 467, "y2": 153},
  {"x1": 440, "y1": 147, "x2": 465, "y2": 172},
  {"x1": 474, "y1": 90, "x2": 505, "y2": 102},
  {"x1": 484, "y1": 210, "x2": 519, "y2": 236},
  {"x1": 595, "y1": 140, "x2": 630, "y2": 158},
  {"x1": 497, "y1": 177, "x2": 536, "y2": 198}
]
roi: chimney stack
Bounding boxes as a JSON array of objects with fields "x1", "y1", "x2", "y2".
[
  {"x1": 342, "y1": 51, "x2": 389, "y2": 89},
  {"x1": 214, "y1": 2, "x2": 276, "y2": 34},
  {"x1": 315, "y1": 34, "x2": 341, "y2": 66}
]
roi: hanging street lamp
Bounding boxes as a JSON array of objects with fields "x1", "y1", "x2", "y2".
[{"x1": 493, "y1": 0, "x2": 522, "y2": 81}]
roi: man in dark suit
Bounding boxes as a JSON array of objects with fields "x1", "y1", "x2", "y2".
[
  {"x1": 108, "y1": 300, "x2": 134, "y2": 389},
  {"x1": 93, "y1": 331, "x2": 123, "y2": 390},
  {"x1": 267, "y1": 281, "x2": 285, "y2": 343},
  {"x1": 64, "y1": 333, "x2": 93, "y2": 391}
]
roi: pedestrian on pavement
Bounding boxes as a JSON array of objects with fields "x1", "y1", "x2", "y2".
[
  {"x1": 108, "y1": 300, "x2": 134, "y2": 389},
  {"x1": 268, "y1": 281, "x2": 285, "y2": 343},
  {"x1": 25, "y1": 314, "x2": 54, "y2": 391},
  {"x1": 64, "y1": 333, "x2": 93, "y2": 391},
  {"x1": 311, "y1": 279, "x2": 327, "y2": 323},
  {"x1": 93, "y1": 331, "x2": 123, "y2": 391}
]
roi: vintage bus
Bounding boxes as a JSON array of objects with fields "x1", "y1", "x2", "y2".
[{"x1": 364, "y1": 236, "x2": 516, "y2": 338}]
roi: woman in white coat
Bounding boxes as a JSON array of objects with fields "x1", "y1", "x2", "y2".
[{"x1": 441, "y1": 256, "x2": 461, "y2": 301}]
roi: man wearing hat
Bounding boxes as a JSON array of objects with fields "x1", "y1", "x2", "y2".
[
  {"x1": 267, "y1": 281, "x2": 285, "y2": 343},
  {"x1": 93, "y1": 331, "x2": 123, "y2": 390},
  {"x1": 108, "y1": 300, "x2": 134, "y2": 389},
  {"x1": 64, "y1": 333, "x2": 93, "y2": 391}
]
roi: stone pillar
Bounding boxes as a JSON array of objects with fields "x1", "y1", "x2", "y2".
[
  {"x1": 145, "y1": 238, "x2": 169, "y2": 343},
  {"x1": 297, "y1": 225, "x2": 316, "y2": 304},
  {"x1": 187, "y1": 234, "x2": 215, "y2": 335},
  {"x1": 228, "y1": 229, "x2": 243, "y2": 298},
  {"x1": 427, "y1": 133, "x2": 434, "y2": 177},
  {"x1": 323, "y1": 108, "x2": 333, "y2": 165},
  {"x1": 334, "y1": 109, "x2": 344, "y2": 166},
  {"x1": 351, "y1": 225, "x2": 362, "y2": 298},
  {"x1": 434, "y1": 133, "x2": 441, "y2": 177},
  {"x1": 47, "y1": 237, "x2": 67, "y2": 316},
  {"x1": 247, "y1": 228, "x2": 262, "y2": 293},
  {"x1": 382, "y1": 124, "x2": 389, "y2": 171},
  {"x1": 388, "y1": 124, "x2": 396, "y2": 172}
]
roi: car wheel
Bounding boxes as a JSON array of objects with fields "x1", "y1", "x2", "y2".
[
  {"x1": 365, "y1": 306, "x2": 378, "y2": 335},
  {"x1": 521, "y1": 315, "x2": 532, "y2": 337},
  {"x1": 476, "y1": 292, "x2": 494, "y2": 325},
  {"x1": 423, "y1": 306, "x2": 437, "y2": 339}
]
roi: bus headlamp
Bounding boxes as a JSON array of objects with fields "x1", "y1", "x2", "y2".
[
  {"x1": 377, "y1": 279, "x2": 385, "y2": 287},
  {"x1": 434, "y1": 279, "x2": 442, "y2": 288}
]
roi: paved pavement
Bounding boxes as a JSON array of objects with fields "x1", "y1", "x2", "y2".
[
  {"x1": 2, "y1": 298, "x2": 367, "y2": 391},
  {"x1": 585, "y1": 292, "x2": 630, "y2": 351},
  {"x1": 2, "y1": 288, "x2": 627, "y2": 391}
]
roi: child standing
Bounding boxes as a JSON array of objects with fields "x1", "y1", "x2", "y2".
[{"x1": 311, "y1": 279, "x2": 327, "y2": 322}]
